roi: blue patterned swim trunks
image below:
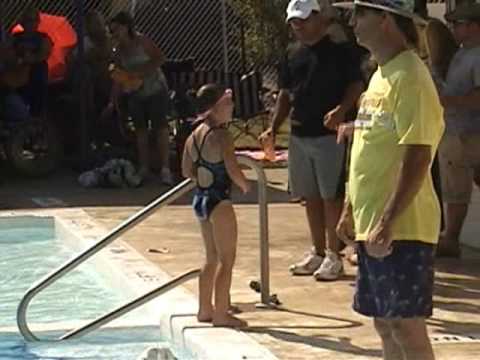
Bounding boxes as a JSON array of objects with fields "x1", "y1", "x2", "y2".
[{"x1": 354, "y1": 241, "x2": 435, "y2": 318}]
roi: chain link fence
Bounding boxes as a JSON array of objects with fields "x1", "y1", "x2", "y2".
[
  {"x1": 0, "y1": 0, "x2": 459, "y2": 84},
  {"x1": 1, "y1": 0, "x2": 291, "y2": 160},
  {"x1": 1, "y1": 1, "x2": 126, "y2": 31},
  {"x1": 1, "y1": 0, "x2": 288, "y2": 88},
  {"x1": 130, "y1": 0, "x2": 287, "y2": 87}
]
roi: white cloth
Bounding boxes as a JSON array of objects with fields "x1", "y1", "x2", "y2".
[{"x1": 78, "y1": 158, "x2": 142, "y2": 188}]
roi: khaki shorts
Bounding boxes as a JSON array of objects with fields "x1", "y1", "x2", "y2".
[
  {"x1": 438, "y1": 133, "x2": 480, "y2": 204},
  {"x1": 288, "y1": 134, "x2": 346, "y2": 200}
]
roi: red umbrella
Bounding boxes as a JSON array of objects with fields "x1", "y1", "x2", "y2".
[{"x1": 12, "y1": 12, "x2": 77, "y2": 82}]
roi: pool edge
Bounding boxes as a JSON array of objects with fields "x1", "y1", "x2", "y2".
[{"x1": 1, "y1": 209, "x2": 279, "y2": 360}]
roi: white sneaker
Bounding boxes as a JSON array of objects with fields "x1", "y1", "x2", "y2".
[
  {"x1": 313, "y1": 251, "x2": 344, "y2": 281},
  {"x1": 289, "y1": 249, "x2": 324, "y2": 275},
  {"x1": 160, "y1": 168, "x2": 173, "y2": 186}
]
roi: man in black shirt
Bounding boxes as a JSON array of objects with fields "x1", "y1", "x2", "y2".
[{"x1": 260, "y1": 0, "x2": 364, "y2": 280}]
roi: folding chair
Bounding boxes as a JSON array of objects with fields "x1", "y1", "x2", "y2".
[{"x1": 229, "y1": 70, "x2": 268, "y2": 147}]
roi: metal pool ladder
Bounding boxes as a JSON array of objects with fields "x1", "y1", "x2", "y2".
[
  {"x1": 17, "y1": 155, "x2": 276, "y2": 342},
  {"x1": 17, "y1": 179, "x2": 198, "y2": 342}
]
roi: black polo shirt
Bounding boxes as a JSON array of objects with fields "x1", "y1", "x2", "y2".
[{"x1": 279, "y1": 36, "x2": 363, "y2": 137}]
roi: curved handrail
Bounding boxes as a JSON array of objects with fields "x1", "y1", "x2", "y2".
[
  {"x1": 60, "y1": 268, "x2": 201, "y2": 340},
  {"x1": 17, "y1": 179, "x2": 195, "y2": 341},
  {"x1": 17, "y1": 154, "x2": 274, "y2": 342}
]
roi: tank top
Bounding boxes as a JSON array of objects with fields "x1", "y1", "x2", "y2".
[{"x1": 119, "y1": 36, "x2": 168, "y2": 97}]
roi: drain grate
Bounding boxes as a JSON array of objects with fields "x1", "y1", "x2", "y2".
[{"x1": 431, "y1": 334, "x2": 480, "y2": 344}]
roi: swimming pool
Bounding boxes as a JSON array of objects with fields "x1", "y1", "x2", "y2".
[{"x1": 0, "y1": 216, "x2": 192, "y2": 360}]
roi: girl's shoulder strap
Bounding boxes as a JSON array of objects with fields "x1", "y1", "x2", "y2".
[{"x1": 193, "y1": 124, "x2": 227, "y2": 159}]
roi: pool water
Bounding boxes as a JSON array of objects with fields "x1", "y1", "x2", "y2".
[
  {"x1": 0, "y1": 225, "x2": 126, "y2": 327},
  {"x1": 0, "y1": 327, "x2": 165, "y2": 360},
  {"x1": 0, "y1": 219, "x2": 192, "y2": 359}
]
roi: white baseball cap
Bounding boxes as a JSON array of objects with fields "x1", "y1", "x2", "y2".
[{"x1": 286, "y1": 0, "x2": 321, "y2": 22}]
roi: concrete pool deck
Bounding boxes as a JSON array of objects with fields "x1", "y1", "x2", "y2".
[{"x1": 1, "y1": 167, "x2": 479, "y2": 359}]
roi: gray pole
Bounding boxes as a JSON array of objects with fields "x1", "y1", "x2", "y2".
[
  {"x1": 237, "y1": 156, "x2": 272, "y2": 306},
  {"x1": 220, "y1": 0, "x2": 230, "y2": 74}
]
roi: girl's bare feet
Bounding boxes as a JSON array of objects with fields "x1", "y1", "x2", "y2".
[
  {"x1": 197, "y1": 308, "x2": 213, "y2": 322},
  {"x1": 197, "y1": 313, "x2": 213, "y2": 322},
  {"x1": 212, "y1": 314, "x2": 248, "y2": 328},
  {"x1": 198, "y1": 305, "x2": 241, "y2": 322},
  {"x1": 228, "y1": 304, "x2": 242, "y2": 314}
]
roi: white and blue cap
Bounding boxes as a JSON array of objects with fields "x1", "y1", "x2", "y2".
[
  {"x1": 286, "y1": 0, "x2": 321, "y2": 21},
  {"x1": 333, "y1": 0, "x2": 419, "y2": 20},
  {"x1": 286, "y1": 0, "x2": 337, "y2": 22}
]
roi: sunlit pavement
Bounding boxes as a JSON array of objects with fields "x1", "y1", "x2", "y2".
[{"x1": 1, "y1": 168, "x2": 479, "y2": 359}]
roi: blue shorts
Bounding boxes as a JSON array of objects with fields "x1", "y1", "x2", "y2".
[{"x1": 354, "y1": 241, "x2": 435, "y2": 319}]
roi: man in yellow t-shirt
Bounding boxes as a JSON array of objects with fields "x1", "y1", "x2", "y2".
[
  {"x1": 334, "y1": 0, "x2": 444, "y2": 359},
  {"x1": 349, "y1": 53, "x2": 444, "y2": 244}
]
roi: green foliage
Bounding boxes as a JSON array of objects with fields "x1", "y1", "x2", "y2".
[{"x1": 230, "y1": 0, "x2": 291, "y2": 66}]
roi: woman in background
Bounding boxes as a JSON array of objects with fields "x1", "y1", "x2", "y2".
[{"x1": 109, "y1": 11, "x2": 172, "y2": 184}]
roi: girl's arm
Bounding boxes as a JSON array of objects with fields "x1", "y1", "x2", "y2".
[
  {"x1": 220, "y1": 130, "x2": 250, "y2": 194},
  {"x1": 182, "y1": 136, "x2": 195, "y2": 179}
]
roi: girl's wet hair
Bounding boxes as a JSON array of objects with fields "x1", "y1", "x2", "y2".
[
  {"x1": 195, "y1": 83, "x2": 227, "y2": 114},
  {"x1": 110, "y1": 11, "x2": 135, "y2": 37}
]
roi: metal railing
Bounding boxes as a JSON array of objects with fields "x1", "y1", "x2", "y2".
[
  {"x1": 17, "y1": 178, "x2": 196, "y2": 342},
  {"x1": 237, "y1": 155, "x2": 271, "y2": 306},
  {"x1": 17, "y1": 155, "x2": 277, "y2": 342},
  {"x1": 60, "y1": 268, "x2": 201, "y2": 340}
]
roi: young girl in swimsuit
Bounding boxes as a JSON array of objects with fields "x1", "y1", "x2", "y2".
[{"x1": 182, "y1": 83, "x2": 250, "y2": 327}]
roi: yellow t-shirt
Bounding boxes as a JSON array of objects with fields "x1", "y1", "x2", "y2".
[{"x1": 349, "y1": 50, "x2": 445, "y2": 244}]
